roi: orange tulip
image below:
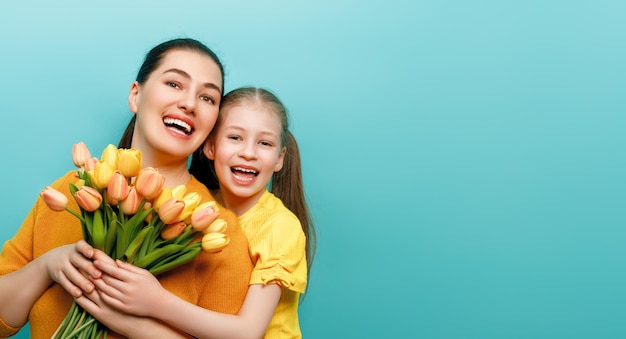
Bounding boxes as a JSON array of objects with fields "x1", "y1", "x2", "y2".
[
  {"x1": 107, "y1": 170, "x2": 130, "y2": 203},
  {"x1": 157, "y1": 198, "x2": 185, "y2": 224},
  {"x1": 119, "y1": 187, "x2": 141, "y2": 215},
  {"x1": 191, "y1": 201, "x2": 220, "y2": 232},
  {"x1": 74, "y1": 186, "x2": 103, "y2": 212},
  {"x1": 40, "y1": 186, "x2": 68, "y2": 212},
  {"x1": 160, "y1": 221, "x2": 187, "y2": 240},
  {"x1": 135, "y1": 167, "x2": 165, "y2": 199}
]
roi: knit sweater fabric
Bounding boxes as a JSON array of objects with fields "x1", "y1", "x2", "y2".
[
  {"x1": 239, "y1": 190, "x2": 307, "y2": 339},
  {"x1": 0, "y1": 171, "x2": 253, "y2": 338}
]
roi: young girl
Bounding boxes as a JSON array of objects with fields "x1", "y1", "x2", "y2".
[
  {"x1": 89, "y1": 87, "x2": 316, "y2": 338},
  {"x1": 0, "y1": 38, "x2": 253, "y2": 338}
]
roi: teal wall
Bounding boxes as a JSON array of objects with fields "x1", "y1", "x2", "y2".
[{"x1": 1, "y1": 1, "x2": 625, "y2": 338}]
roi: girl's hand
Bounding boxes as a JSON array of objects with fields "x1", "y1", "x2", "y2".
[
  {"x1": 91, "y1": 259, "x2": 165, "y2": 318},
  {"x1": 43, "y1": 240, "x2": 102, "y2": 297}
]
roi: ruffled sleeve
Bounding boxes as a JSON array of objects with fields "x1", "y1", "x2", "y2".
[{"x1": 246, "y1": 209, "x2": 307, "y2": 294}]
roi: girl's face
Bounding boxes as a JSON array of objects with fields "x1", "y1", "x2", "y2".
[
  {"x1": 129, "y1": 49, "x2": 222, "y2": 163},
  {"x1": 205, "y1": 102, "x2": 286, "y2": 214}
]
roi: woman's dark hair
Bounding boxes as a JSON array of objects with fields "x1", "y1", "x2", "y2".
[{"x1": 118, "y1": 38, "x2": 224, "y2": 148}]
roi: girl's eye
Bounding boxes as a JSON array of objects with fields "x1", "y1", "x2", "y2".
[
  {"x1": 260, "y1": 141, "x2": 273, "y2": 147},
  {"x1": 228, "y1": 135, "x2": 241, "y2": 141}
]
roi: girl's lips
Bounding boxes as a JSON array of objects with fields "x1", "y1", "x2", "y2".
[{"x1": 231, "y1": 166, "x2": 259, "y2": 183}]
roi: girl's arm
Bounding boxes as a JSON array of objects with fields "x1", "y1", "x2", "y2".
[
  {"x1": 0, "y1": 240, "x2": 100, "y2": 328},
  {"x1": 92, "y1": 259, "x2": 281, "y2": 339}
]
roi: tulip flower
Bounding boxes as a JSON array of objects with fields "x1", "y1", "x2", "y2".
[
  {"x1": 119, "y1": 187, "x2": 141, "y2": 215},
  {"x1": 190, "y1": 201, "x2": 220, "y2": 232},
  {"x1": 203, "y1": 218, "x2": 227, "y2": 234},
  {"x1": 84, "y1": 157, "x2": 98, "y2": 172},
  {"x1": 40, "y1": 186, "x2": 69, "y2": 212},
  {"x1": 90, "y1": 161, "x2": 115, "y2": 189},
  {"x1": 74, "y1": 186, "x2": 103, "y2": 212},
  {"x1": 100, "y1": 144, "x2": 118, "y2": 168},
  {"x1": 202, "y1": 232, "x2": 230, "y2": 253},
  {"x1": 178, "y1": 192, "x2": 201, "y2": 222},
  {"x1": 117, "y1": 148, "x2": 141, "y2": 178},
  {"x1": 160, "y1": 221, "x2": 187, "y2": 240},
  {"x1": 157, "y1": 198, "x2": 185, "y2": 224},
  {"x1": 171, "y1": 185, "x2": 187, "y2": 200},
  {"x1": 107, "y1": 170, "x2": 130, "y2": 203},
  {"x1": 153, "y1": 187, "x2": 172, "y2": 211},
  {"x1": 135, "y1": 167, "x2": 165, "y2": 199},
  {"x1": 72, "y1": 142, "x2": 92, "y2": 168}
]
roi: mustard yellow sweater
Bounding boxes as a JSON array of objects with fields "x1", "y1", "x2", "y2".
[{"x1": 0, "y1": 171, "x2": 253, "y2": 338}]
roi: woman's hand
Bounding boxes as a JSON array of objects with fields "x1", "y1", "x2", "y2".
[
  {"x1": 91, "y1": 258, "x2": 166, "y2": 318},
  {"x1": 44, "y1": 240, "x2": 102, "y2": 297}
]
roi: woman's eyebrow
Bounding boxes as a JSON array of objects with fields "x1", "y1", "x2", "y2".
[{"x1": 162, "y1": 68, "x2": 222, "y2": 94}]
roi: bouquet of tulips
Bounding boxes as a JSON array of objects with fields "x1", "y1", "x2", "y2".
[{"x1": 39, "y1": 142, "x2": 230, "y2": 339}]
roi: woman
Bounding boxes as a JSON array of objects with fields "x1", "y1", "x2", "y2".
[{"x1": 0, "y1": 38, "x2": 253, "y2": 338}]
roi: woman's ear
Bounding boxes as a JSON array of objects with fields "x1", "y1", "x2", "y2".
[
  {"x1": 128, "y1": 81, "x2": 140, "y2": 114},
  {"x1": 203, "y1": 138, "x2": 216, "y2": 160},
  {"x1": 274, "y1": 147, "x2": 286, "y2": 172}
]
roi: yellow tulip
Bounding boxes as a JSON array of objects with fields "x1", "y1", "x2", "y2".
[
  {"x1": 178, "y1": 192, "x2": 201, "y2": 222},
  {"x1": 90, "y1": 161, "x2": 115, "y2": 189},
  {"x1": 72, "y1": 142, "x2": 92, "y2": 168},
  {"x1": 100, "y1": 144, "x2": 118, "y2": 168},
  {"x1": 117, "y1": 148, "x2": 142, "y2": 178},
  {"x1": 120, "y1": 187, "x2": 141, "y2": 215},
  {"x1": 153, "y1": 187, "x2": 172, "y2": 211},
  {"x1": 74, "y1": 186, "x2": 103, "y2": 212},
  {"x1": 171, "y1": 185, "x2": 187, "y2": 200},
  {"x1": 107, "y1": 170, "x2": 130, "y2": 204},
  {"x1": 191, "y1": 201, "x2": 220, "y2": 232},
  {"x1": 203, "y1": 218, "x2": 227, "y2": 234},
  {"x1": 201, "y1": 232, "x2": 230, "y2": 253},
  {"x1": 135, "y1": 167, "x2": 165, "y2": 199},
  {"x1": 40, "y1": 186, "x2": 68, "y2": 212},
  {"x1": 157, "y1": 198, "x2": 185, "y2": 224},
  {"x1": 160, "y1": 221, "x2": 187, "y2": 240}
]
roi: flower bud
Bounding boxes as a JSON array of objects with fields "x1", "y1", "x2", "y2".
[
  {"x1": 171, "y1": 185, "x2": 187, "y2": 200},
  {"x1": 153, "y1": 187, "x2": 172, "y2": 211},
  {"x1": 90, "y1": 161, "x2": 115, "y2": 189},
  {"x1": 74, "y1": 186, "x2": 103, "y2": 212},
  {"x1": 202, "y1": 232, "x2": 230, "y2": 253},
  {"x1": 40, "y1": 186, "x2": 68, "y2": 212},
  {"x1": 160, "y1": 221, "x2": 187, "y2": 240},
  {"x1": 157, "y1": 198, "x2": 185, "y2": 224},
  {"x1": 72, "y1": 142, "x2": 92, "y2": 168},
  {"x1": 117, "y1": 148, "x2": 142, "y2": 178},
  {"x1": 135, "y1": 167, "x2": 165, "y2": 199},
  {"x1": 120, "y1": 187, "x2": 141, "y2": 215},
  {"x1": 100, "y1": 144, "x2": 119, "y2": 168},
  {"x1": 178, "y1": 192, "x2": 201, "y2": 222},
  {"x1": 107, "y1": 170, "x2": 130, "y2": 203},
  {"x1": 203, "y1": 218, "x2": 227, "y2": 234},
  {"x1": 191, "y1": 201, "x2": 220, "y2": 232},
  {"x1": 84, "y1": 157, "x2": 98, "y2": 172}
]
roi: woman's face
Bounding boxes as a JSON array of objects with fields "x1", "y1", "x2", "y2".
[{"x1": 128, "y1": 49, "x2": 222, "y2": 163}]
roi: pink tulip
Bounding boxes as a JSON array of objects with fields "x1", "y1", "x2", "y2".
[
  {"x1": 74, "y1": 186, "x2": 103, "y2": 212},
  {"x1": 40, "y1": 186, "x2": 68, "y2": 212},
  {"x1": 72, "y1": 142, "x2": 92, "y2": 168},
  {"x1": 190, "y1": 201, "x2": 220, "y2": 232},
  {"x1": 135, "y1": 167, "x2": 165, "y2": 200}
]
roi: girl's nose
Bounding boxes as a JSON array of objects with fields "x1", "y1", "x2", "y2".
[{"x1": 238, "y1": 141, "x2": 257, "y2": 159}]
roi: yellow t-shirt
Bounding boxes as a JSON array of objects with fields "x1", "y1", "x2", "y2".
[{"x1": 239, "y1": 190, "x2": 307, "y2": 339}]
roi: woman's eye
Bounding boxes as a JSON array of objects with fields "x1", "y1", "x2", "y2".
[
  {"x1": 167, "y1": 81, "x2": 180, "y2": 89},
  {"x1": 201, "y1": 96, "x2": 214, "y2": 104}
]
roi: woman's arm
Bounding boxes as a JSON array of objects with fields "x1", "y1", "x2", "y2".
[
  {"x1": 0, "y1": 240, "x2": 100, "y2": 328},
  {"x1": 92, "y1": 259, "x2": 281, "y2": 339}
]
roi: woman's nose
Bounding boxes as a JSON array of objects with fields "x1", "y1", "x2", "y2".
[{"x1": 178, "y1": 91, "x2": 196, "y2": 114}]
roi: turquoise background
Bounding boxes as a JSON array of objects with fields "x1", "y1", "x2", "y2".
[{"x1": 1, "y1": 1, "x2": 625, "y2": 338}]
